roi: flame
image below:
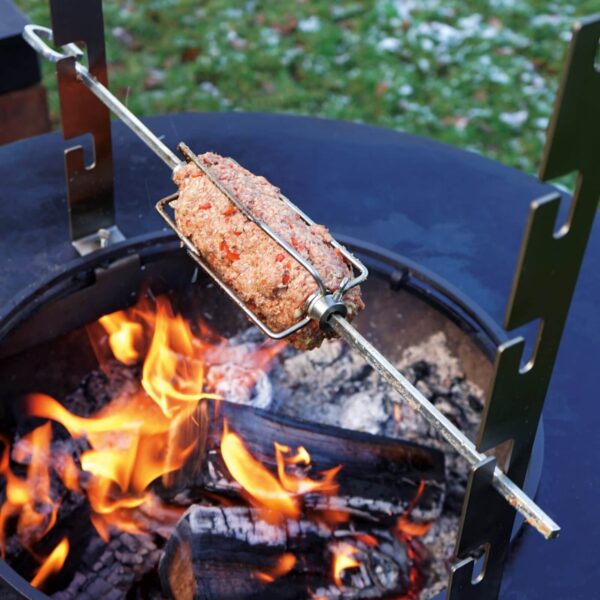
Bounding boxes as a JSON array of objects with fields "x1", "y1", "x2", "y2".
[
  {"x1": 392, "y1": 480, "x2": 430, "y2": 597},
  {"x1": 98, "y1": 310, "x2": 144, "y2": 365},
  {"x1": 332, "y1": 543, "x2": 360, "y2": 586},
  {"x1": 17, "y1": 294, "x2": 284, "y2": 545},
  {"x1": 221, "y1": 421, "x2": 299, "y2": 519},
  {"x1": 254, "y1": 552, "x2": 296, "y2": 583},
  {"x1": 396, "y1": 517, "x2": 432, "y2": 538},
  {"x1": 141, "y1": 297, "x2": 220, "y2": 417},
  {"x1": 1, "y1": 293, "x2": 288, "y2": 583},
  {"x1": 394, "y1": 480, "x2": 432, "y2": 539},
  {"x1": 25, "y1": 391, "x2": 195, "y2": 540},
  {"x1": 0, "y1": 424, "x2": 58, "y2": 556},
  {"x1": 0, "y1": 292, "x2": 429, "y2": 598},
  {"x1": 53, "y1": 451, "x2": 81, "y2": 494},
  {"x1": 274, "y1": 443, "x2": 340, "y2": 496},
  {"x1": 221, "y1": 422, "x2": 343, "y2": 522},
  {"x1": 354, "y1": 533, "x2": 378, "y2": 547},
  {"x1": 30, "y1": 537, "x2": 69, "y2": 589}
]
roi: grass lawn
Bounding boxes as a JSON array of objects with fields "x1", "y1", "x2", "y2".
[{"x1": 17, "y1": 0, "x2": 598, "y2": 190}]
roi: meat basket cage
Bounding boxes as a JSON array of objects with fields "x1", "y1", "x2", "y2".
[{"x1": 2, "y1": 0, "x2": 600, "y2": 598}]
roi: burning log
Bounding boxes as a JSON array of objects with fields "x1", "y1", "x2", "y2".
[
  {"x1": 160, "y1": 506, "x2": 426, "y2": 600},
  {"x1": 163, "y1": 399, "x2": 445, "y2": 524}
]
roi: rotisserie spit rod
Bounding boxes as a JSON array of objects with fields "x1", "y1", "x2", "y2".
[
  {"x1": 24, "y1": 25, "x2": 560, "y2": 540},
  {"x1": 328, "y1": 315, "x2": 558, "y2": 539}
]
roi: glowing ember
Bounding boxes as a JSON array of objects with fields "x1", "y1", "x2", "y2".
[
  {"x1": 30, "y1": 537, "x2": 69, "y2": 590},
  {"x1": 396, "y1": 517, "x2": 432, "y2": 538},
  {"x1": 354, "y1": 533, "x2": 378, "y2": 547},
  {"x1": 395, "y1": 480, "x2": 432, "y2": 539},
  {"x1": 254, "y1": 552, "x2": 296, "y2": 583},
  {"x1": 332, "y1": 542, "x2": 361, "y2": 586},
  {"x1": 392, "y1": 479, "x2": 431, "y2": 594}
]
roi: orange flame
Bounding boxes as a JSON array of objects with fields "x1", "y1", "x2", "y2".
[
  {"x1": 0, "y1": 424, "x2": 58, "y2": 556},
  {"x1": 396, "y1": 517, "x2": 432, "y2": 538},
  {"x1": 274, "y1": 443, "x2": 340, "y2": 496},
  {"x1": 30, "y1": 537, "x2": 69, "y2": 589},
  {"x1": 2, "y1": 293, "x2": 286, "y2": 572},
  {"x1": 394, "y1": 480, "x2": 432, "y2": 539},
  {"x1": 53, "y1": 451, "x2": 81, "y2": 494},
  {"x1": 18, "y1": 294, "x2": 284, "y2": 544},
  {"x1": 332, "y1": 543, "x2": 360, "y2": 586},
  {"x1": 141, "y1": 297, "x2": 220, "y2": 418},
  {"x1": 221, "y1": 422, "x2": 343, "y2": 522},
  {"x1": 98, "y1": 310, "x2": 144, "y2": 365},
  {"x1": 354, "y1": 533, "x2": 378, "y2": 547},
  {"x1": 221, "y1": 421, "x2": 299, "y2": 519},
  {"x1": 392, "y1": 480, "x2": 430, "y2": 596},
  {"x1": 254, "y1": 552, "x2": 296, "y2": 583},
  {"x1": 25, "y1": 391, "x2": 195, "y2": 541}
]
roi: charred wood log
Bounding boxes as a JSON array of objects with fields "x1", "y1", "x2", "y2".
[
  {"x1": 160, "y1": 506, "x2": 426, "y2": 600},
  {"x1": 161, "y1": 399, "x2": 445, "y2": 524}
]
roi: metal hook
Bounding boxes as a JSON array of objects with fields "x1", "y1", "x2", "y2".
[{"x1": 22, "y1": 24, "x2": 84, "y2": 64}]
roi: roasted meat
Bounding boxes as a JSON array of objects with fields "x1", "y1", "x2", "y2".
[{"x1": 173, "y1": 152, "x2": 364, "y2": 350}]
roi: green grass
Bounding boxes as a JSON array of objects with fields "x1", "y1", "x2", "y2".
[{"x1": 17, "y1": 0, "x2": 599, "y2": 190}]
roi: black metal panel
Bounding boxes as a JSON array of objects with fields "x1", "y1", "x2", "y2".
[
  {"x1": 0, "y1": 0, "x2": 40, "y2": 94},
  {"x1": 49, "y1": 0, "x2": 115, "y2": 242},
  {"x1": 448, "y1": 16, "x2": 600, "y2": 600},
  {"x1": 540, "y1": 16, "x2": 600, "y2": 179}
]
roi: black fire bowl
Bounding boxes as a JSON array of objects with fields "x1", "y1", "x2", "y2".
[{"x1": 0, "y1": 113, "x2": 598, "y2": 599}]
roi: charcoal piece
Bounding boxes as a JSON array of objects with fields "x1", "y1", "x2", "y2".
[
  {"x1": 5, "y1": 493, "x2": 90, "y2": 587},
  {"x1": 50, "y1": 531, "x2": 162, "y2": 600},
  {"x1": 63, "y1": 360, "x2": 141, "y2": 418}
]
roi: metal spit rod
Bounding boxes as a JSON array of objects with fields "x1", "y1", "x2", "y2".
[
  {"x1": 23, "y1": 24, "x2": 560, "y2": 540},
  {"x1": 23, "y1": 25, "x2": 181, "y2": 171},
  {"x1": 329, "y1": 315, "x2": 558, "y2": 539}
]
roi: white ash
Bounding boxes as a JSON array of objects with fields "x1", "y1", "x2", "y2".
[
  {"x1": 186, "y1": 506, "x2": 330, "y2": 546},
  {"x1": 206, "y1": 363, "x2": 272, "y2": 409},
  {"x1": 418, "y1": 515, "x2": 462, "y2": 600},
  {"x1": 203, "y1": 327, "x2": 276, "y2": 409}
]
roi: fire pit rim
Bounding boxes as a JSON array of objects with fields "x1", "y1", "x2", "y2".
[
  {"x1": 0, "y1": 233, "x2": 544, "y2": 600},
  {"x1": 0, "y1": 232, "x2": 507, "y2": 351}
]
